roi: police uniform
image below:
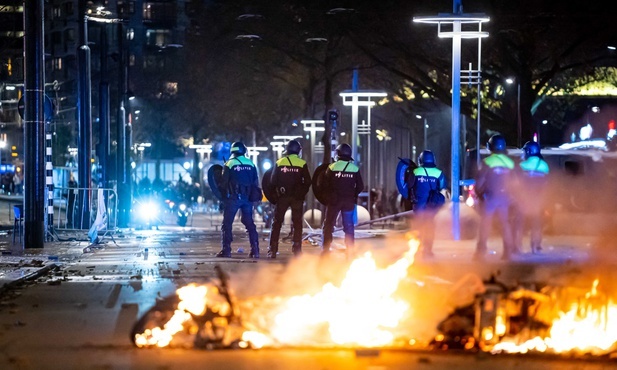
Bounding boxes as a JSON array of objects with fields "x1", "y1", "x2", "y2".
[
  {"x1": 407, "y1": 150, "x2": 446, "y2": 257},
  {"x1": 268, "y1": 152, "x2": 311, "y2": 258},
  {"x1": 321, "y1": 144, "x2": 364, "y2": 256},
  {"x1": 474, "y1": 137, "x2": 516, "y2": 260},
  {"x1": 217, "y1": 143, "x2": 260, "y2": 258},
  {"x1": 512, "y1": 143, "x2": 550, "y2": 253}
]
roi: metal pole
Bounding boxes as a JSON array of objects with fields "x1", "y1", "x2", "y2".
[
  {"x1": 517, "y1": 83, "x2": 522, "y2": 147},
  {"x1": 23, "y1": 0, "x2": 46, "y2": 248},
  {"x1": 476, "y1": 31, "x2": 482, "y2": 170},
  {"x1": 117, "y1": 22, "x2": 129, "y2": 227},
  {"x1": 351, "y1": 96, "x2": 358, "y2": 161},
  {"x1": 77, "y1": 6, "x2": 92, "y2": 229},
  {"x1": 99, "y1": 23, "x2": 110, "y2": 188},
  {"x1": 451, "y1": 9, "x2": 462, "y2": 241},
  {"x1": 423, "y1": 118, "x2": 428, "y2": 151}
]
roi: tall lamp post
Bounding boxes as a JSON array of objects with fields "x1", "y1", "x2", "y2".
[
  {"x1": 506, "y1": 77, "x2": 522, "y2": 147},
  {"x1": 301, "y1": 120, "x2": 325, "y2": 169},
  {"x1": 339, "y1": 91, "x2": 387, "y2": 162},
  {"x1": 414, "y1": 0, "x2": 489, "y2": 240}
]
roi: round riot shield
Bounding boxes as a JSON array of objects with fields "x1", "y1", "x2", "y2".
[
  {"x1": 207, "y1": 164, "x2": 225, "y2": 202},
  {"x1": 261, "y1": 167, "x2": 278, "y2": 204},
  {"x1": 311, "y1": 163, "x2": 330, "y2": 205},
  {"x1": 395, "y1": 157, "x2": 417, "y2": 200}
]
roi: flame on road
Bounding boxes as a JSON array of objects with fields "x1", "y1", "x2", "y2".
[
  {"x1": 493, "y1": 279, "x2": 617, "y2": 355},
  {"x1": 134, "y1": 284, "x2": 211, "y2": 348},
  {"x1": 135, "y1": 237, "x2": 420, "y2": 349},
  {"x1": 245, "y1": 238, "x2": 419, "y2": 348}
]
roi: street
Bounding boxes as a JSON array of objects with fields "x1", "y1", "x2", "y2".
[{"x1": 0, "y1": 206, "x2": 615, "y2": 369}]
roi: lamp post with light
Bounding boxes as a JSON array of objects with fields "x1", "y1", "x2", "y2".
[
  {"x1": 506, "y1": 77, "x2": 522, "y2": 147},
  {"x1": 414, "y1": 0, "x2": 489, "y2": 240}
]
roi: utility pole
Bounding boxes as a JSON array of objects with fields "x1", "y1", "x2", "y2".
[
  {"x1": 77, "y1": 1, "x2": 92, "y2": 228},
  {"x1": 23, "y1": 0, "x2": 46, "y2": 248}
]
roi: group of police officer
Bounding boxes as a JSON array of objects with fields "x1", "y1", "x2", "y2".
[
  {"x1": 405, "y1": 134, "x2": 550, "y2": 261},
  {"x1": 215, "y1": 133, "x2": 549, "y2": 261},
  {"x1": 215, "y1": 140, "x2": 363, "y2": 259},
  {"x1": 474, "y1": 134, "x2": 550, "y2": 260}
]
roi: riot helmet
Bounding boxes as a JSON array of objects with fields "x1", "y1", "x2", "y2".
[
  {"x1": 418, "y1": 150, "x2": 436, "y2": 167},
  {"x1": 284, "y1": 140, "x2": 302, "y2": 155},
  {"x1": 522, "y1": 141, "x2": 541, "y2": 159},
  {"x1": 230, "y1": 141, "x2": 247, "y2": 156},
  {"x1": 487, "y1": 134, "x2": 507, "y2": 153},
  {"x1": 335, "y1": 143, "x2": 353, "y2": 161}
]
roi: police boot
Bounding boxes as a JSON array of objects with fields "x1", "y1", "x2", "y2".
[
  {"x1": 291, "y1": 242, "x2": 302, "y2": 257},
  {"x1": 249, "y1": 245, "x2": 260, "y2": 259},
  {"x1": 267, "y1": 246, "x2": 278, "y2": 259},
  {"x1": 216, "y1": 247, "x2": 232, "y2": 258}
]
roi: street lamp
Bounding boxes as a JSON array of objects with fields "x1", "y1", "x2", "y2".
[
  {"x1": 506, "y1": 77, "x2": 522, "y2": 147},
  {"x1": 414, "y1": 0, "x2": 489, "y2": 241},
  {"x1": 339, "y1": 90, "x2": 387, "y2": 162},
  {"x1": 375, "y1": 129, "x2": 391, "y2": 189},
  {"x1": 301, "y1": 120, "x2": 325, "y2": 168}
]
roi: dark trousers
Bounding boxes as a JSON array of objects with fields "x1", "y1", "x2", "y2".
[
  {"x1": 322, "y1": 203, "x2": 355, "y2": 252},
  {"x1": 412, "y1": 208, "x2": 438, "y2": 254},
  {"x1": 221, "y1": 198, "x2": 258, "y2": 253},
  {"x1": 512, "y1": 205, "x2": 543, "y2": 252},
  {"x1": 269, "y1": 197, "x2": 303, "y2": 248},
  {"x1": 476, "y1": 199, "x2": 514, "y2": 256}
]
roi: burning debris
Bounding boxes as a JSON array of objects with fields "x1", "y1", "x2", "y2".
[
  {"x1": 436, "y1": 276, "x2": 617, "y2": 357},
  {"x1": 132, "y1": 265, "x2": 249, "y2": 349},
  {"x1": 132, "y1": 234, "x2": 617, "y2": 357},
  {"x1": 133, "y1": 237, "x2": 422, "y2": 349}
]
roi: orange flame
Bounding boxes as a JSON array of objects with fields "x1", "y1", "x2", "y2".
[
  {"x1": 136, "y1": 237, "x2": 422, "y2": 349},
  {"x1": 493, "y1": 279, "x2": 617, "y2": 355},
  {"x1": 243, "y1": 237, "x2": 420, "y2": 348},
  {"x1": 134, "y1": 283, "x2": 210, "y2": 347}
]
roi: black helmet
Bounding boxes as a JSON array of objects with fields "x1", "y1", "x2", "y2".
[
  {"x1": 487, "y1": 134, "x2": 507, "y2": 153},
  {"x1": 522, "y1": 141, "x2": 541, "y2": 159},
  {"x1": 335, "y1": 143, "x2": 353, "y2": 161},
  {"x1": 284, "y1": 139, "x2": 302, "y2": 155},
  {"x1": 230, "y1": 141, "x2": 247, "y2": 156},
  {"x1": 418, "y1": 150, "x2": 436, "y2": 167}
]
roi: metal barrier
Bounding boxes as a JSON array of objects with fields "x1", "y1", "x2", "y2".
[{"x1": 52, "y1": 187, "x2": 118, "y2": 236}]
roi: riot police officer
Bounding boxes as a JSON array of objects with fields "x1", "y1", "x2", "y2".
[
  {"x1": 474, "y1": 134, "x2": 516, "y2": 260},
  {"x1": 512, "y1": 141, "x2": 550, "y2": 254},
  {"x1": 321, "y1": 143, "x2": 364, "y2": 257},
  {"x1": 267, "y1": 140, "x2": 311, "y2": 258},
  {"x1": 216, "y1": 141, "x2": 261, "y2": 258},
  {"x1": 407, "y1": 150, "x2": 446, "y2": 258}
]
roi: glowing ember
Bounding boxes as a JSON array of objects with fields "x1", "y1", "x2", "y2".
[{"x1": 493, "y1": 279, "x2": 617, "y2": 355}]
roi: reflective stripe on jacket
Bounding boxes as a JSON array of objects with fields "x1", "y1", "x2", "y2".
[{"x1": 272, "y1": 154, "x2": 311, "y2": 199}]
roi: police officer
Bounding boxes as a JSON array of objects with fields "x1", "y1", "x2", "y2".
[
  {"x1": 321, "y1": 143, "x2": 364, "y2": 257},
  {"x1": 216, "y1": 141, "x2": 260, "y2": 258},
  {"x1": 474, "y1": 134, "x2": 516, "y2": 260},
  {"x1": 407, "y1": 150, "x2": 446, "y2": 258},
  {"x1": 267, "y1": 140, "x2": 311, "y2": 258},
  {"x1": 512, "y1": 141, "x2": 550, "y2": 254}
]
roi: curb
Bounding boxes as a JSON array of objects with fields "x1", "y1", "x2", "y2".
[{"x1": 0, "y1": 263, "x2": 59, "y2": 295}]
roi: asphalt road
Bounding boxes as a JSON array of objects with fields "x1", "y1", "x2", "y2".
[{"x1": 0, "y1": 206, "x2": 615, "y2": 369}]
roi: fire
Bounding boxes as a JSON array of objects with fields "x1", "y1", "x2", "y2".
[
  {"x1": 134, "y1": 284, "x2": 212, "y2": 348},
  {"x1": 243, "y1": 237, "x2": 420, "y2": 348},
  {"x1": 493, "y1": 279, "x2": 617, "y2": 355},
  {"x1": 134, "y1": 237, "x2": 422, "y2": 349}
]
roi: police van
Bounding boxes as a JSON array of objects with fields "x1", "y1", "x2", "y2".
[{"x1": 463, "y1": 142, "x2": 617, "y2": 213}]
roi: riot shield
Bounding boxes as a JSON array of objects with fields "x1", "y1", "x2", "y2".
[
  {"x1": 207, "y1": 164, "x2": 225, "y2": 202},
  {"x1": 261, "y1": 167, "x2": 278, "y2": 204},
  {"x1": 311, "y1": 163, "x2": 330, "y2": 205},
  {"x1": 395, "y1": 157, "x2": 417, "y2": 200}
]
